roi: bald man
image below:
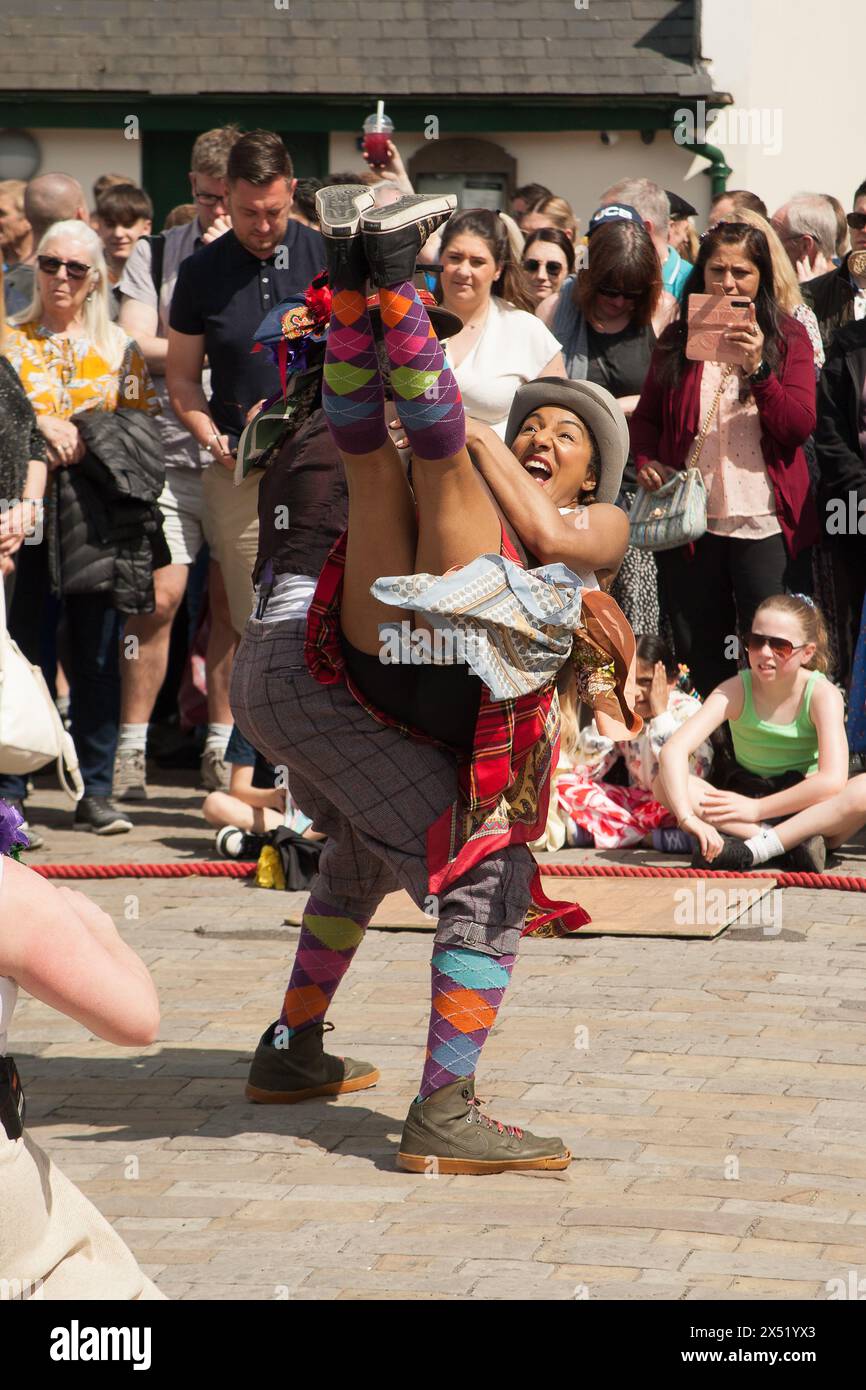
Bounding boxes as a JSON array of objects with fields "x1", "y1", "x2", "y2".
[{"x1": 3, "y1": 173, "x2": 89, "y2": 314}]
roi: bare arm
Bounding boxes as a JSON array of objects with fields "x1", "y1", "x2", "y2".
[
  {"x1": 466, "y1": 417, "x2": 628, "y2": 572},
  {"x1": 166, "y1": 327, "x2": 233, "y2": 467},
  {"x1": 657, "y1": 681, "x2": 741, "y2": 826},
  {"x1": 536, "y1": 291, "x2": 559, "y2": 328},
  {"x1": 0, "y1": 858, "x2": 160, "y2": 1047},
  {"x1": 538, "y1": 351, "x2": 566, "y2": 379},
  {"x1": 119, "y1": 296, "x2": 166, "y2": 374},
  {"x1": 228, "y1": 763, "x2": 286, "y2": 812},
  {"x1": 23, "y1": 457, "x2": 47, "y2": 502}
]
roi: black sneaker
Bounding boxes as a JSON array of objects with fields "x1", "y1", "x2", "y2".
[
  {"x1": 215, "y1": 826, "x2": 266, "y2": 861},
  {"x1": 361, "y1": 194, "x2": 457, "y2": 288},
  {"x1": 691, "y1": 835, "x2": 755, "y2": 871},
  {"x1": 73, "y1": 796, "x2": 133, "y2": 835},
  {"x1": 315, "y1": 184, "x2": 376, "y2": 291},
  {"x1": 4, "y1": 798, "x2": 44, "y2": 851},
  {"x1": 782, "y1": 835, "x2": 827, "y2": 873}
]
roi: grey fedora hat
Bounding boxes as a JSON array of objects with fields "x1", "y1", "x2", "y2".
[{"x1": 504, "y1": 377, "x2": 630, "y2": 505}]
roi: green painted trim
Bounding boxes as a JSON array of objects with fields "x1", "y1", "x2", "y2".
[{"x1": 0, "y1": 93, "x2": 714, "y2": 135}]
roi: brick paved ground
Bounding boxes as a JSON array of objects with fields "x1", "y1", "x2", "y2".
[{"x1": 11, "y1": 772, "x2": 866, "y2": 1301}]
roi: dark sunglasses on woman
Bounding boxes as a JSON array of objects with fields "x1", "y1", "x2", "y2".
[
  {"x1": 523, "y1": 258, "x2": 565, "y2": 278},
  {"x1": 846, "y1": 212, "x2": 866, "y2": 231},
  {"x1": 745, "y1": 631, "x2": 807, "y2": 660},
  {"x1": 597, "y1": 284, "x2": 641, "y2": 301},
  {"x1": 37, "y1": 255, "x2": 92, "y2": 281}
]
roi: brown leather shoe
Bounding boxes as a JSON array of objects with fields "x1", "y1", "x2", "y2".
[
  {"x1": 397, "y1": 1076, "x2": 571, "y2": 1175},
  {"x1": 245, "y1": 1020, "x2": 379, "y2": 1104}
]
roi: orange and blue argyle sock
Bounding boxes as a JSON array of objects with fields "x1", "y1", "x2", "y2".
[
  {"x1": 321, "y1": 288, "x2": 388, "y2": 456},
  {"x1": 278, "y1": 895, "x2": 369, "y2": 1038},
  {"x1": 378, "y1": 281, "x2": 466, "y2": 460},
  {"x1": 418, "y1": 946, "x2": 515, "y2": 1097}
]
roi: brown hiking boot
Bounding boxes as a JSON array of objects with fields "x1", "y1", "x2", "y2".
[
  {"x1": 245, "y1": 1020, "x2": 379, "y2": 1104},
  {"x1": 397, "y1": 1076, "x2": 571, "y2": 1175}
]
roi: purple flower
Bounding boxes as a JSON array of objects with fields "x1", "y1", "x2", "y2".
[{"x1": 0, "y1": 798, "x2": 29, "y2": 857}]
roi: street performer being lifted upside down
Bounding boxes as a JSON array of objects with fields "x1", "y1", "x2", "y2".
[{"x1": 232, "y1": 186, "x2": 641, "y2": 1174}]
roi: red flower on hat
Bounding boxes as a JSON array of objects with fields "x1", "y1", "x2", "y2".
[{"x1": 305, "y1": 270, "x2": 332, "y2": 323}]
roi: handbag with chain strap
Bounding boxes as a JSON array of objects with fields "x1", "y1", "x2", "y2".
[{"x1": 628, "y1": 364, "x2": 733, "y2": 551}]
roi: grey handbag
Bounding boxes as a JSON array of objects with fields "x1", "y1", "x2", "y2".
[{"x1": 628, "y1": 364, "x2": 732, "y2": 551}]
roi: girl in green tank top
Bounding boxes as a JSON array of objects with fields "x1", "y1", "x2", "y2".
[{"x1": 651, "y1": 594, "x2": 849, "y2": 870}]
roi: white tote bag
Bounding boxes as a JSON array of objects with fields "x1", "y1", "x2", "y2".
[{"x1": 0, "y1": 577, "x2": 84, "y2": 802}]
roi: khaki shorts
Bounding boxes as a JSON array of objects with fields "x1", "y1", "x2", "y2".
[
  {"x1": 201, "y1": 461, "x2": 261, "y2": 637},
  {"x1": 158, "y1": 465, "x2": 211, "y2": 567},
  {"x1": 0, "y1": 1127, "x2": 164, "y2": 1300}
]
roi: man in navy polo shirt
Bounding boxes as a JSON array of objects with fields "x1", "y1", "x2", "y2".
[{"x1": 167, "y1": 129, "x2": 325, "y2": 643}]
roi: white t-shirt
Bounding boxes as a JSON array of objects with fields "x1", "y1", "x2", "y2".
[
  {"x1": 446, "y1": 296, "x2": 562, "y2": 438},
  {"x1": 252, "y1": 571, "x2": 317, "y2": 623}
]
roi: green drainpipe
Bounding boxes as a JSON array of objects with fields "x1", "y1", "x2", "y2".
[{"x1": 677, "y1": 135, "x2": 733, "y2": 199}]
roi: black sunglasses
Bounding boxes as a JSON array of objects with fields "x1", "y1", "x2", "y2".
[
  {"x1": 37, "y1": 254, "x2": 92, "y2": 281},
  {"x1": 597, "y1": 284, "x2": 641, "y2": 301},
  {"x1": 524, "y1": 258, "x2": 565, "y2": 278},
  {"x1": 847, "y1": 212, "x2": 866, "y2": 231},
  {"x1": 746, "y1": 632, "x2": 807, "y2": 661}
]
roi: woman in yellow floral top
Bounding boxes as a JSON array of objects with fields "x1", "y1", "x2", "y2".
[{"x1": 0, "y1": 220, "x2": 160, "y2": 838}]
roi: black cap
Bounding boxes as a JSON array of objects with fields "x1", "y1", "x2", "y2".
[
  {"x1": 666, "y1": 190, "x2": 697, "y2": 220},
  {"x1": 587, "y1": 203, "x2": 645, "y2": 237}
]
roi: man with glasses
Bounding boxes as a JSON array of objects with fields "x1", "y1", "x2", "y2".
[
  {"x1": 771, "y1": 192, "x2": 838, "y2": 285},
  {"x1": 114, "y1": 126, "x2": 242, "y2": 799},
  {"x1": 800, "y1": 182, "x2": 866, "y2": 349}
]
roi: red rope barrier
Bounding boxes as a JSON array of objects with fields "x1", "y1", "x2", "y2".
[
  {"x1": 27, "y1": 859, "x2": 866, "y2": 891},
  {"x1": 32, "y1": 861, "x2": 257, "y2": 879}
]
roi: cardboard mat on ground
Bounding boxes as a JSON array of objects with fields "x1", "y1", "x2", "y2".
[{"x1": 283, "y1": 876, "x2": 779, "y2": 940}]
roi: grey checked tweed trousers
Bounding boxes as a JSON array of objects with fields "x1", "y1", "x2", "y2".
[{"x1": 230, "y1": 617, "x2": 535, "y2": 957}]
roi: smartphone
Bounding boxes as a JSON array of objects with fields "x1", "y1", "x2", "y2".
[{"x1": 686, "y1": 294, "x2": 753, "y2": 365}]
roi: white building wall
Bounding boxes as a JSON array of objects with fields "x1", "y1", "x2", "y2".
[
  {"x1": 28, "y1": 128, "x2": 141, "y2": 208},
  {"x1": 329, "y1": 128, "x2": 716, "y2": 231},
  {"x1": 701, "y1": 0, "x2": 865, "y2": 214}
]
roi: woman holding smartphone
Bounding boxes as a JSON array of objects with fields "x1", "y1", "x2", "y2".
[{"x1": 630, "y1": 222, "x2": 818, "y2": 697}]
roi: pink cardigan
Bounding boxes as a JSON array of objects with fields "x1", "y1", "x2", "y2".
[{"x1": 629, "y1": 315, "x2": 818, "y2": 556}]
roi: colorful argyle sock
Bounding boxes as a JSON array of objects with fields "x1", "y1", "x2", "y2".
[
  {"x1": 378, "y1": 281, "x2": 466, "y2": 460},
  {"x1": 321, "y1": 288, "x2": 388, "y2": 455},
  {"x1": 278, "y1": 895, "x2": 369, "y2": 1038},
  {"x1": 418, "y1": 946, "x2": 515, "y2": 1098}
]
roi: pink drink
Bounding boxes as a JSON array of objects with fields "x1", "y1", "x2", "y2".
[
  {"x1": 363, "y1": 131, "x2": 391, "y2": 166},
  {"x1": 362, "y1": 110, "x2": 394, "y2": 168}
]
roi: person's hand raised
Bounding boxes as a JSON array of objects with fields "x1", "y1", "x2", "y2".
[
  {"x1": 648, "y1": 661, "x2": 670, "y2": 718},
  {"x1": 202, "y1": 214, "x2": 232, "y2": 245}
]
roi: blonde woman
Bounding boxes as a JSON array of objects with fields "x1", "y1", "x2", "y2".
[
  {"x1": 1, "y1": 221, "x2": 160, "y2": 837},
  {"x1": 520, "y1": 193, "x2": 580, "y2": 244}
]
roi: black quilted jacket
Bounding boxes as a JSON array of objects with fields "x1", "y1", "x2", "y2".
[{"x1": 48, "y1": 407, "x2": 166, "y2": 614}]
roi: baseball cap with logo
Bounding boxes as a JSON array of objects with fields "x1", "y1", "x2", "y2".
[{"x1": 587, "y1": 203, "x2": 645, "y2": 237}]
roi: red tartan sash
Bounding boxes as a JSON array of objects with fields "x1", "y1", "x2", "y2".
[{"x1": 304, "y1": 530, "x2": 590, "y2": 937}]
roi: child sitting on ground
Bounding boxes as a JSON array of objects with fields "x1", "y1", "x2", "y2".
[
  {"x1": 534, "y1": 634, "x2": 712, "y2": 852},
  {"x1": 203, "y1": 725, "x2": 317, "y2": 859},
  {"x1": 653, "y1": 593, "x2": 848, "y2": 872}
]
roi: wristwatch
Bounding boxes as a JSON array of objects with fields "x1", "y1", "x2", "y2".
[{"x1": 747, "y1": 359, "x2": 771, "y2": 383}]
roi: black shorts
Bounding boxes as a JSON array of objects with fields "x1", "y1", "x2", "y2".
[
  {"x1": 340, "y1": 635, "x2": 481, "y2": 753},
  {"x1": 710, "y1": 758, "x2": 805, "y2": 824}
]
